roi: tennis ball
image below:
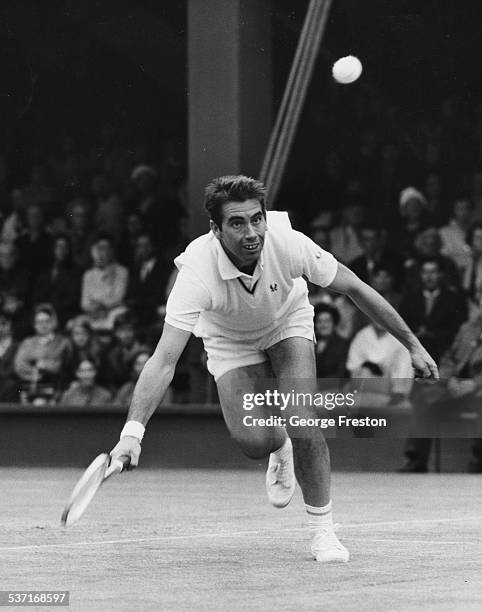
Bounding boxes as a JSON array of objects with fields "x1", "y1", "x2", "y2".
[{"x1": 332, "y1": 55, "x2": 363, "y2": 84}]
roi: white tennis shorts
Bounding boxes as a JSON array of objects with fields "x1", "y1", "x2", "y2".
[{"x1": 204, "y1": 303, "x2": 315, "y2": 382}]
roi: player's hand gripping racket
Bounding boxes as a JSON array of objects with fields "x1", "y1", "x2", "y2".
[{"x1": 61, "y1": 453, "x2": 129, "y2": 527}]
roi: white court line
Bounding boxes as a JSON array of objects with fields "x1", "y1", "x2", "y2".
[
  {"x1": 0, "y1": 515, "x2": 481, "y2": 553},
  {"x1": 345, "y1": 538, "x2": 481, "y2": 546}
]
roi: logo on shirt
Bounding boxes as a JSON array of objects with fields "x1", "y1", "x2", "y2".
[{"x1": 270, "y1": 283, "x2": 278, "y2": 292}]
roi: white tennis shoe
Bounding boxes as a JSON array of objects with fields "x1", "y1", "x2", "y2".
[
  {"x1": 310, "y1": 528, "x2": 350, "y2": 563},
  {"x1": 265, "y1": 438, "x2": 296, "y2": 508}
]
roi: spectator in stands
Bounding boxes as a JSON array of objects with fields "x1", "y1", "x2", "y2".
[
  {"x1": 126, "y1": 233, "x2": 167, "y2": 331},
  {"x1": 423, "y1": 171, "x2": 443, "y2": 216},
  {"x1": 462, "y1": 224, "x2": 482, "y2": 308},
  {"x1": 0, "y1": 312, "x2": 19, "y2": 401},
  {"x1": 314, "y1": 304, "x2": 349, "y2": 382},
  {"x1": 91, "y1": 173, "x2": 124, "y2": 244},
  {"x1": 1, "y1": 189, "x2": 26, "y2": 244},
  {"x1": 65, "y1": 316, "x2": 104, "y2": 382},
  {"x1": 129, "y1": 164, "x2": 185, "y2": 252},
  {"x1": 0, "y1": 242, "x2": 30, "y2": 336},
  {"x1": 370, "y1": 267, "x2": 401, "y2": 308},
  {"x1": 471, "y1": 170, "x2": 482, "y2": 222},
  {"x1": 400, "y1": 290, "x2": 482, "y2": 473},
  {"x1": 65, "y1": 198, "x2": 95, "y2": 270},
  {"x1": 349, "y1": 224, "x2": 403, "y2": 288},
  {"x1": 33, "y1": 234, "x2": 81, "y2": 326},
  {"x1": 390, "y1": 187, "x2": 431, "y2": 263},
  {"x1": 60, "y1": 358, "x2": 111, "y2": 406},
  {"x1": 400, "y1": 258, "x2": 467, "y2": 363},
  {"x1": 22, "y1": 163, "x2": 54, "y2": 212},
  {"x1": 118, "y1": 212, "x2": 145, "y2": 268},
  {"x1": 309, "y1": 211, "x2": 333, "y2": 250},
  {"x1": 404, "y1": 227, "x2": 460, "y2": 291},
  {"x1": 15, "y1": 203, "x2": 53, "y2": 278},
  {"x1": 104, "y1": 312, "x2": 146, "y2": 389},
  {"x1": 81, "y1": 234, "x2": 128, "y2": 331},
  {"x1": 14, "y1": 303, "x2": 70, "y2": 388},
  {"x1": 113, "y1": 349, "x2": 150, "y2": 406},
  {"x1": 346, "y1": 320, "x2": 414, "y2": 402},
  {"x1": 329, "y1": 203, "x2": 365, "y2": 264},
  {"x1": 439, "y1": 199, "x2": 474, "y2": 273}
]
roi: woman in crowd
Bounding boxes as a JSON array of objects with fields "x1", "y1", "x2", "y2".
[
  {"x1": 14, "y1": 303, "x2": 71, "y2": 389},
  {"x1": 60, "y1": 358, "x2": 111, "y2": 406}
]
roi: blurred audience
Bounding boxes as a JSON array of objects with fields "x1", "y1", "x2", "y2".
[
  {"x1": 81, "y1": 234, "x2": 128, "y2": 331},
  {"x1": 14, "y1": 304, "x2": 70, "y2": 389},
  {"x1": 346, "y1": 321, "x2": 414, "y2": 400},
  {"x1": 439, "y1": 199, "x2": 473, "y2": 273},
  {"x1": 0, "y1": 242, "x2": 30, "y2": 335},
  {"x1": 60, "y1": 358, "x2": 112, "y2": 406},
  {"x1": 15, "y1": 203, "x2": 53, "y2": 279},
  {"x1": 314, "y1": 304, "x2": 349, "y2": 382},
  {"x1": 103, "y1": 312, "x2": 147, "y2": 389},
  {"x1": 401, "y1": 290, "x2": 482, "y2": 473},
  {"x1": 400, "y1": 258, "x2": 467, "y2": 363},
  {"x1": 65, "y1": 198, "x2": 95, "y2": 271},
  {"x1": 462, "y1": 224, "x2": 482, "y2": 307},
  {"x1": 65, "y1": 317, "x2": 105, "y2": 382},
  {"x1": 0, "y1": 312, "x2": 19, "y2": 401},
  {"x1": 33, "y1": 234, "x2": 81, "y2": 326},
  {"x1": 404, "y1": 227, "x2": 460, "y2": 291},
  {"x1": 91, "y1": 173, "x2": 124, "y2": 244},
  {"x1": 126, "y1": 233, "x2": 167, "y2": 332},
  {"x1": 329, "y1": 203, "x2": 365, "y2": 264},
  {"x1": 349, "y1": 224, "x2": 403, "y2": 288},
  {"x1": 390, "y1": 187, "x2": 431, "y2": 263},
  {"x1": 113, "y1": 349, "x2": 150, "y2": 406}
]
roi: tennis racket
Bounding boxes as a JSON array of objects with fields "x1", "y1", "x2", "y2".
[{"x1": 61, "y1": 453, "x2": 129, "y2": 527}]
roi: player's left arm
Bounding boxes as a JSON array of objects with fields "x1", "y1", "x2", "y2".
[{"x1": 328, "y1": 263, "x2": 439, "y2": 380}]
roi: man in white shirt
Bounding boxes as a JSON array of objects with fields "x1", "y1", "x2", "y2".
[
  {"x1": 347, "y1": 322, "x2": 414, "y2": 398},
  {"x1": 111, "y1": 175, "x2": 438, "y2": 564}
]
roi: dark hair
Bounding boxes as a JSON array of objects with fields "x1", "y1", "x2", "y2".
[
  {"x1": 34, "y1": 302, "x2": 57, "y2": 319},
  {"x1": 467, "y1": 223, "x2": 482, "y2": 246},
  {"x1": 314, "y1": 303, "x2": 341, "y2": 327},
  {"x1": 113, "y1": 311, "x2": 136, "y2": 330},
  {"x1": 92, "y1": 233, "x2": 115, "y2": 247},
  {"x1": 204, "y1": 175, "x2": 266, "y2": 227}
]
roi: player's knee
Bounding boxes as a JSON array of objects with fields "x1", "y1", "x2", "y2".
[{"x1": 234, "y1": 435, "x2": 271, "y2": 459}]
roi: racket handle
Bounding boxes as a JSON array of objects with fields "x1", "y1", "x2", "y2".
[{"x1": 105, "y1": 456, "x2": 130, "y2": 479}]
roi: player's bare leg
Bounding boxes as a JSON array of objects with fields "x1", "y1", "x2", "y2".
[
  {"x1": 216, "y1": 361, "x2": 287, "y2": 458},
  {"x1": 216, "y1": 362, "x2": 296, "y2": 507},
  {"x1": 267, "y1": 337, "x2": 349, "y2": 562}
]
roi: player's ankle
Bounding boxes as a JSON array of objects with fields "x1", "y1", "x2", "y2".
[
  {"x1": 273, "y1": 436, "x2": 291, "y2": 460},
  {"x1": 305, "y1": 500, "x2": 334, "y2": 534}
]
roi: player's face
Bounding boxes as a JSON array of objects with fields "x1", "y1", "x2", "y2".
[{"x1": 212, "y1": 199, "x2": 267, "y2": 270}]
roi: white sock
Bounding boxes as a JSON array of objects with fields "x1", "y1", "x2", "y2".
[
  {"x1": 306, "y1": 500, "x2": 334, "y2": 534},
  {"x1": 273, "y1": 436, "x2": 292, "y2": 461}
]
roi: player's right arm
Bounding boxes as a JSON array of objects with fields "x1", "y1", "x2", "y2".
[
  {"x1": 110, "y1": 323, "x2": 191, "y2": 468},
  {"x1": 110, "y1": 262, "x2": 211, "y2": 468},
  {"x1": 128, "y1": 323, "x2": 191, "y2": 425}
]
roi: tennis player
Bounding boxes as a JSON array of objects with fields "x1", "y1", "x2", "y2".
[{"x1": 111, "y1": 175, "x2": 438, "y2": 563}]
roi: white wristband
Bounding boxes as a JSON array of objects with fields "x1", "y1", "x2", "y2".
[{"x1": 120, "y1": 421, "x2": 145, "y2": 442}]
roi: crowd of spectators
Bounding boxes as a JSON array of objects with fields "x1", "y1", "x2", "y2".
[
  {"x1": 309, "y1": 187, "x2": 482, "y2": 471},
  {"x1": 0, "y1": 138, "x2": 187, "y2": 406}
]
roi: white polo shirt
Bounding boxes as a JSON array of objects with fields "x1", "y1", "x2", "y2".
[{"x1": 165, "y1": 211, "x2": 338, "y2": 342}]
